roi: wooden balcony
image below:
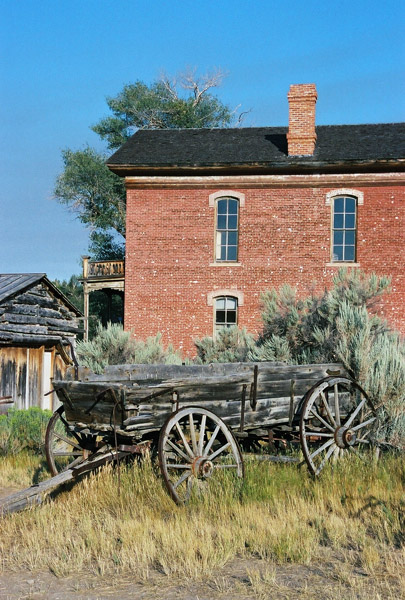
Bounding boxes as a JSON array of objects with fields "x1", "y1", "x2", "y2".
[
  {"x1": 81, "y1": 256, "x2": 125, "y2": 341},
  {"x1": 83, "y1": 258, "x2": 125, "y2": 281}
]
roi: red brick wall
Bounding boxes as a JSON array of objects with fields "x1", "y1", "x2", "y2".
[{"x1": 124, "y1": 184, "x2": 404, "y2": 356}]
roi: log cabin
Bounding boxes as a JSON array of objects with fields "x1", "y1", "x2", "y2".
[{"x1": 0, "y1": 274, "x2": 82, "y2": 411}]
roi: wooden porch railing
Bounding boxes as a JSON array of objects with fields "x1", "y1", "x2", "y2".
[{"x1": 83, "y1": 258, "x2": 125, "y2": 279}]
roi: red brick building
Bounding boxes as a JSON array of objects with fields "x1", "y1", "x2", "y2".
[{"x1": 107, "y1": 84, "x2": 404, "y2": 356}]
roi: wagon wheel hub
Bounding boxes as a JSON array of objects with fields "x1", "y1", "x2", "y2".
[
  {"x1": 191, "y1": 456, "x2": 214, "y2": 479},
  {"x1": 335, "y1": 427, "x2": 357, "y2": 449}
]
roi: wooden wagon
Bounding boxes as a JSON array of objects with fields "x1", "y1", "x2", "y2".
[{"x1": 43, "y1": 361, "x2": 377, "y2": 504}]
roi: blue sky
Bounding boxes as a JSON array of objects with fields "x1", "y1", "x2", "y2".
[{"x1": 1, "y1": 0, "x2": 404, "y2": 281}]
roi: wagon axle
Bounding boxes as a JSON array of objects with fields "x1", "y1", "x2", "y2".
[{"x1": 335, "y1": 427, "x2": 357, "y2": 448}]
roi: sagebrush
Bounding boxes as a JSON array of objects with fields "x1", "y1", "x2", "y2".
[{"x1": 76, "y1": 323, "x2": 184, "y2": 373}]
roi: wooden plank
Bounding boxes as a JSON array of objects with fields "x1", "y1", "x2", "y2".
[
  {"x1": 72, "y1": 362, "x2": 346, "y2": 385},
  {"x1": 0, "y1": 470, "x2": 74, "y2": 516}
]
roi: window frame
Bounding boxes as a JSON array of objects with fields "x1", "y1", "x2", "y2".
[
  {"x1": 214, "y1": 197, "x2": 239, "y2": 263},
  {"x1": 326, "y1": 189, "x2": 363, "y2": 265},
  {"x1": 214, "y1": 295, "x2": 238, "y2": 336}
]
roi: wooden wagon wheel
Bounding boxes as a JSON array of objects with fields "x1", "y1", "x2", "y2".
[
  {"x1": 300, "y1": 377, "x2": 377, "y2": 476},
  {"x1": 45, "y1": 406, "x2": 96, "y2": 476},
  {"x1": 158, "y1": 407, "x2": 244, "y2": 504}
]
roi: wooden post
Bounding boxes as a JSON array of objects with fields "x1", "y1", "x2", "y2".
[{"x1": 82, "y1": 256, "x2": 90, "y2": 342}]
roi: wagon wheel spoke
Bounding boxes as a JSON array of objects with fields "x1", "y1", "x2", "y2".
[
  {"x1": 202, "y1": 425, "x2": 221, "y2": 456},
  {"x1": 320, "y1": 391, "x2": 336, "y2": 427},
  {"x1": 174, "y1": 421, "x2": 194, "y2": 459},
  {"x1": 45, "y1": 406, "x2": 96, "y2": 476},
  {"x1": 334, "y1": 384, "x2": 341, "y2": 426},
  {"x1": 300, "y1": 377, "x2": 376, "y2": 476},
  {"x1": 309, "y1": 409, "x2": 335, "y2": 432},
  {"x1": 158, "y1": 407, "x2": 244, "y2": 504},
  {"x1": 189, "y1": 413, "x2": 198, "y2": 454},
  {"x1": 58, "y1": 412, "x2": 85, "y2": 446},
  {"x1": 198, "y1": 414, "x2": 206, "y2": 455},
  {"x1": 207, "y1": 441, "x2": 230, "y2": 461},
  {"x1": 308, "y1": 438, "x2": 335, "y2": 461},
  {"x1": 351, "y1": 416, "x2": 376, "y2": 432},
  {"x1": 315, "y1": 443, "x2": 337, "y2": 475},
  {"x1": 52, "y1": 431, "x2": 83, "y2": 450},
  {"x1": 345, "y1": 397, "x2": 367, "y2": 428},
  {"x1": 166, "y1": 438, "x2": 191, "y2": 462},
  {"x1": 173, "y1": 470, "x2": 192, "y2": 490}
]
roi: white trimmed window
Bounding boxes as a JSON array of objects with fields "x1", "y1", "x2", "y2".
[
  {"x1": 331, "y1": 196, "x2": 357, "y2": 262},
  {"x1": 326, "y1": 189, "x2": 363, "y2": 263},
  {"x1": 215, "y1": 296, "x2": 238, "y2": 333},
  {"x1": 215, "y1": 198, "x2": 239, "y2": 262}
]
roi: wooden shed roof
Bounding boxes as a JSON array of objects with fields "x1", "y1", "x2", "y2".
[{"x1": 0, "y1": 274, "x2": 82, "y2": 316}]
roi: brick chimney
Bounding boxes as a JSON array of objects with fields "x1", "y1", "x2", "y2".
[{"x1": 287, "y1": 84, "x2": 318, "y2": 156}]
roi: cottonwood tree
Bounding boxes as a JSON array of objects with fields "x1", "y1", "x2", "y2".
[{"x1": 55, "y1": 68, "x2": 236, "y2": 259}]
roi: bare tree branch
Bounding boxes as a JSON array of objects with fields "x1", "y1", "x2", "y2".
[{"x1": 179, "y1": 67, "x2": 228, "y2": 106}]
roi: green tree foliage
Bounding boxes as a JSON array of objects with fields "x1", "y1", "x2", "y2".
[
  {"x1": 92, "y1": 70, "x2": 235, "y2": 150},
  {"x1": 76, "y1": 323, "x2": 183, "y2": 373},
  {"x1": 53, "y1": 274, "x2": 83, "y2": 313},
  {"x1": 54, "y1": 147, "x2": 126, "y2": 260},
  {"x1": 55, "y1": 69, "x2": 235, "y2": 260}
]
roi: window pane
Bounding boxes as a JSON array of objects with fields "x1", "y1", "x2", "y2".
[
  {"x1": 216, "y1": 298, "x2": 225, "y2": 309},
  {"x1": 334, "y1": 231, "x2": 344, "y2": 245},
  {"x1": 227, "y1": 246, "x2": 237, "y2": 261},
  {"x1": 225, "y1": 297, "x2": 237, "y2": 309},
  {"x1": 228, "y1": 215, "x2": 238, "y2": 230},
  {"x1": 344, "y1": 246, "x2": 355, "y2": 261},
  {"x1": 345, "y1": 197, "x2": 356, "y2": 213},
  {"x1": 228, "y1": 231, "x2": 238, "y2": 245},
  {"x1": 217, "y1": 200, "x2": 228, "y2": 215},
  {"x1": 333, "y1": 246, "x2": 344, "y2": 261},
  {"x1": 334, "y1": 214, "x2": 344, "y2": 229},
  {"x1": 228, "y1": 199, "x2": 238, "y2": 214},
  {"x1": 345, "y1": 214, "x2": 355, "y2": 229},
  {"x1": 217, "y1": 215, "x2": 227, "y2": 230},
  {"x1": 345, "y1": 230, "x2": 355, "y2": 245},
  {"x1": 334, "y1": 197, "x2": 344, "y2": 213},
  {"x1": 220, "y1": 246, "x2": 227, "y2": 261},
  {"x1": 227, "y1": 311, "x2": 236, "y2": 323},
  {"x1": 216, "y1": 310, "x2": 226, "y2": 323}
]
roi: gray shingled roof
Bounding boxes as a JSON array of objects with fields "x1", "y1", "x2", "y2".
[
  {"x1": 107, "y1": 123, "x2": 405, "y2": 174},
  {"x1": 0, "y1": 274, "x2": 82, "y2": 316}
]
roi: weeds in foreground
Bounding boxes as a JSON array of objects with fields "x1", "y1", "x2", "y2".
[{"x1": 0, "y1": 454, "x2": 403, "y2": 590}]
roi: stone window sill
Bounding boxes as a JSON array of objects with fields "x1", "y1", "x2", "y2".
[
  {"x1": 325, "y1": 262, "x2": 360, "y2": 267},
  {"x1": 209, "y1": 262, "x2": 242, "y2": 267}
]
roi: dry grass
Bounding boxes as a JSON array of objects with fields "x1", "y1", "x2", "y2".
[{"x1": 0, "y1": 452, "x2": 403, "y2": 597}]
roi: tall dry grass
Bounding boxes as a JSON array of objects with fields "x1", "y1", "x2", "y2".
[{"x1": 0, "y1": 453, "x2": 403, "y2": 588}]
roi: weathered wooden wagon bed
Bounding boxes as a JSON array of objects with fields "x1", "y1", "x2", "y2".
[{"x1": 40, "y1": 361, "x2": 376, "y2": 504}]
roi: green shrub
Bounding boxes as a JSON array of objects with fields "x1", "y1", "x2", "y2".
[
  {"x1": 0, "y1": 407, "x2": 52, "y2": 456},
  {"x1": 194, "y1": 326, "x2": 255, "y2": 363},
  {"x1": 76, "y1": 323, "x2": 184, "y2": 373}
]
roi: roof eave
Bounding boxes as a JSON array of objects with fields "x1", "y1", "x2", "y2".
[{"x1": 107, "y1": 158, "x2": 405, "y2": 178}]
